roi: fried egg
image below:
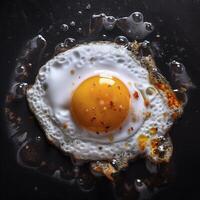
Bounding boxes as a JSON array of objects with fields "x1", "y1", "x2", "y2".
[{"x1": 27, "y1": 42, "x2": 183, "y2": 179}]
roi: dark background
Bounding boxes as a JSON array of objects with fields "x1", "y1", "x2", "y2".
[{"x1": 1, "y1": 0, "x2": 200, "y2": 199}]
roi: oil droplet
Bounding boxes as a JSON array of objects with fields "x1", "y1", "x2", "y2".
[
  {"x1": 54, "y1": 43, "x2": 66, "y2": 55},
  {"x1": 86, "y1": 4, "x2": 91, "y2": 10},
  {"x1": 103, "y1": 16, "x2": 116, "y2": 31},
  {"x1": 64, "y1": 38, "x2": 76, "y2": 47},
  {"x1": 77, "y1": 27, "x2": 83, "y2": 34},
  {"x1": 15, "y1": 65, "x2": 26, "y2": 74},
  {"x1": 173, "y1": 89, "x2": 188, "y2": 104},
  {"x1": 17, "y1": 141, "x2": 44, "y2": 168},
  {"x1": 102, "y1": 34, "x2": 107, "y2": 40},
  {"x1": 34, "y1": 186, "x2": 38, "y2": 191},
  {"x1": 114, "y1": 36, "x2": 129, "y2": 45},
  {"x1": 145, "y1": 22, "x2": 154, "y2": 31},
  {"x1": 111, "y1": 159, "x2": 118, "y2": 169},
  {"x1": 36, "y1": 136, "x2": 41, "y2": 142},
  {"x1": 169, "y1": 60, "x2": 194, "y2": 90},
  {"x1": 52, "y1": 169, "x2": 61, "y2": 179},
  {"x1": 140, "y1": 40, "x2": 152, "y2": 56},
  {"x1": 141, "y1": 40, "x2": 150, "y2": 48},
  {"x1": 134, "y1": 178, "x2": 152, "y2": 199},
  {"x1": 135, "y1": 178, "x2": 144, "y2": 189},
  {"x1": 145, "y1": 159, "x2": 158, "y2": 174},
  {"x1": 14, "y1": 83, "x2": 28, "y2": 98},
  {"x1": 89, "y1": 13, "x2": 105, "y2": 34},
  {"x1": 70, "y1": 21, "x2": 76, "y2": 27},
  {"x1": 78, "y1": 11, "x2": 82, "y2": 15},
  {"x1": 77, "y1": 174, "x2": 95, "y2": 192},
  {"x1": 170, "y1": 60, "x2": 183, "y2": 73},
  {"x1": 116, "y1": 12, "x2": 154, "y2": 39},
  {"x1": 60, "y1": 24, "x2": 69, "y2": 32},
  {"x1": 131, "y1": 12, "x2": 143, "y2": 23}
]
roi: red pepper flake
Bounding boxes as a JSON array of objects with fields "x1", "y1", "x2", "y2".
[
  {"x1": 109, "y1": 101, "x2": 114, "y2": 107},
  {"x1": 117, "y1": 85, "x2": 121, "y2": 90},
  {"x1": 133, "y1": 91, "x2": 139, "y2": 99},
  {"x1": 128, "y1": 127, "x2": 134, "y2": 134},
  {"x1": 91, "y1": 117, "x2": 96, "y2": 122},
  {"x1": 155, "y1": 83, "x2": 167, "y2": 90},
  {"x1": 100, "y1": 121, "x2": 105, "y2": 125}
]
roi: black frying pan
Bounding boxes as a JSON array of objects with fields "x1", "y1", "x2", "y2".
[{"x1": 1, "y1": 0, "x2": 200, "y2": 199}]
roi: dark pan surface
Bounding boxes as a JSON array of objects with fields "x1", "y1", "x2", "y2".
[{"x1": 1, "y1": 0, "x2": 200, "y2": 199}]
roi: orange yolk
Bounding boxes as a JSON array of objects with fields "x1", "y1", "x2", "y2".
[{"x1": 71, "y1": 75, "x2": 130, "y2": 133}]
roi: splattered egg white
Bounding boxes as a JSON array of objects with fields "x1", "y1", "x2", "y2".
[{"x1": 27, "y1": 42, "x2": 183, "y2": 178}]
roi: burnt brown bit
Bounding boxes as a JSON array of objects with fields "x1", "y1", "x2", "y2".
[
  {"x1": 163, "y1": 112, "x2": 168, "y2": 118},
  {"x1": 142, "y1": 55, "x2": 182, "y2": 110},
  {"x1": 129, "y1": 41, "x2": 141, "y2": 56},
  {"x1": 91, "y1": 117, "x2": 96, "y2": 122},
  {"x1": 63, "y1": 123, "x2": 68, "y2": 129},
  {"x1": 144, "y1": 112, "x2": 151, "y2": 119},
  {"x1": 70, "y1": 69, "x2": 75, "y2": 75},
  {"x1": 155, "y1": 82, "x2": 181, "y2": 109},
  {"x1": 151, "y1": 138, "x2": 159, "y2": 154},
  {"x1": 91, "y1": 161, "x2": 117, "y2": 181},
  {"x1": 54, "y1": 45, "x2": 68, "y2": 56},
  {"x1": 137, "y1": 134, "x2": 149, "y2": 151},
  {"x1": 149, "y1": 127, "x2": 158, "y2": 135},
  {"x1": 133, "y1": 91, "x2": 139, "y2": 99},
  {"x1": 171, "y1": 112, "x2": 180, "y2": 120},
  {"x1": 150, "y1": 137, "x2": 172, "y2": 163},
  {"x1": 141, "y1": 55, "x2": 156, "y2": 70}
]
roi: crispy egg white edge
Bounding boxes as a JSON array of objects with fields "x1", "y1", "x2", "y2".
[{"x1": 27, "y1": 42, "x2": 174, "y2": 161}]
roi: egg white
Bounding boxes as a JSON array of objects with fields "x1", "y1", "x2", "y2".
[{"x1": 27, "y1": 42, "x2": 173, "y2": 160}]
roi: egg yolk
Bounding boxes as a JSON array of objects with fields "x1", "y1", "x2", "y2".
[{"x1": 71, "y1": 75, "x2": 130, "y2": 133}]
